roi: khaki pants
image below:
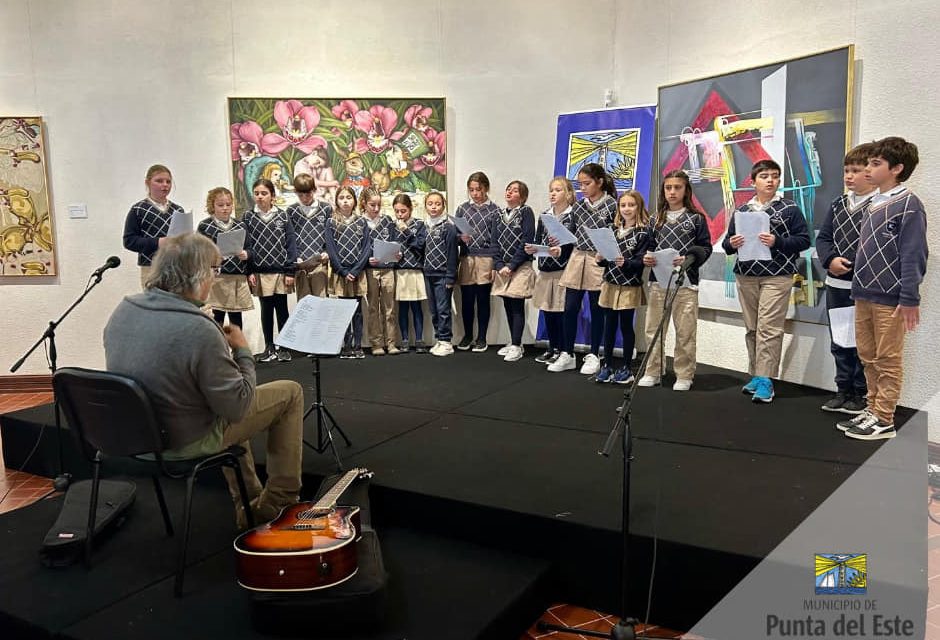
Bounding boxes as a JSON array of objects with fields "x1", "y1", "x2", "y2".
[
  {"x1": 855, "y1": 299, "x2": 905, "y2": 423},
  {"x1": 642, "y1": 284, "x2": 699, "y2": 380},
  {"x1": 139, "y1": 266, "x2": 152, "y2": 290},
  {"x1": 295, "y1": 263, "x2": 329, "y2": 299},
  {"x1": 365, "y1": 268, "x2": 399, "y2": 348},
  {"x1": 222, "y1": 380, "x2": 304, "y2": 523},
  {"x1": 736, "y1": 275, "x2": 792, "y2": 378}
]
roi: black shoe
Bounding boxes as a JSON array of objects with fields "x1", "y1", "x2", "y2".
[
  {"x1": 821, "y1": 392, "x2": 849, "y2": 412},
  {"x1": 534, "y1": 349, "x2": 555, "y2": 364},
  {"x1": 844, "y1": 412, "x2": 896, "y2": 440},
  {"x1": 339, "y1": 347, "x2": 354, "y2": 359},
  {"x1": 255, "y1": 347, "x2": 277, "y2": 363},
  {"x1": 471, "y1": 340, "x2": 488, "y2": 353},
  {"x1": 353, "y1": 348, "x2": 365, "y2": 359},
  {"x1": 414, "y1": 341, "x2": 430, "y2": 354},
  {"x1": 545, "y1": 350, "x2": 561, "y2": 364},
  {"x1": 275, "y1": 348, "x2": 292, "y2": 362},
  {"x1": 456, "y1": 336, "x2": 474, "y2": 351},
  {"x1": 841, "y1": 396, "x2": 867, "y2": 414}
]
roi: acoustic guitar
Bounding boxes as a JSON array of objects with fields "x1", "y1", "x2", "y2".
[{"x1": 234, "y1": 467, "x2": 373, "y2": 591}]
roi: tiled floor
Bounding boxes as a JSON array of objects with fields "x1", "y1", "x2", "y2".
[
  {"x1": 0, "y1": 391, "x2": 56, "y2": 515},
  {"x1": 927, "y1": 486, "x2": 940, "y2": 638},
  {"x1": 0, "y1": 391, "x2": 53, "y2": 415}
]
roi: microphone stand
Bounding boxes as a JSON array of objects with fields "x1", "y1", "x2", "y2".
[
  {"x1": 537, "y1": 269, "x2": 686, "y2": 640},
  {"x1": 10, "y1": 270, "x2": 110, "y2": 491}
]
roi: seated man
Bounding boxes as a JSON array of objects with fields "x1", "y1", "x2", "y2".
[{"x1": 104, "y1": 233, "x2": 303, "y2": 527}]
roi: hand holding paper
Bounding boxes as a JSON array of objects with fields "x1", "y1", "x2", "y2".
[
  {"x1": 650, "y1": 248, "x2": 679, "y2": 285},
  {"x1": 585, "y1": 227, "x2": 620, "y2": 262},
  {"x1": 372, "y1": 239, "x2": 402, "y2": 263},
  {"x1": 167, "y1": 210, "x2": 194, "y2": 237},
  {"x1": 539, "y1": 214, "x2": 577, "y2": 246},
  {"x1": 216, "y1": 228, "x2": 246, "y2": 257},
  {"x1": 734, "y1": 210, "x2": 772, "y2": 262}
]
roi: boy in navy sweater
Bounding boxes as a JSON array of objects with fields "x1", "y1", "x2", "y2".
[
  {"x1": 816, "y1": 143, "x2": 876, "y2": 415},
  {"x1": 837, "y1": 137, "x2": 927, "y2": 440}
]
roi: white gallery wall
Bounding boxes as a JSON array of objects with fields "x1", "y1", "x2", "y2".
[{"x1": 1, "y1": 0, "x2": 938, "y2": 436}]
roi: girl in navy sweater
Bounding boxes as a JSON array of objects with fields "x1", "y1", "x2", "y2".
[
  {"x1": 244, "y1": 178, "x2": 297, "y2": 362},
  {"x1": 492, "y1": 181, "x2": 536, "y2": 362},
  {"x1": 196, "y1": 186, "x2": 251, "y2": 328},
  {"x1": 393, "y1": 194, "x2": 429, "y2": 353},
  {"x1": 325, "y1": 186, "x2": 370, "y2": 359},
  {"x1": 423, "y1": 192, "x2": 460, "y2": 357},
  {"x1": 122, "y1": 164, "x2": 186, "y2": 289},
  {"x1": 594, "y1": 190, "x2": 650, "y2": 384}
]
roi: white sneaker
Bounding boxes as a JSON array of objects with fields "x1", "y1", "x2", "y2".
[
  {"x1": 672, "y1": 378, "x2": 692, "y2": 391},
  {"x1": 432, "y1": 341, "x2": 454, "y2": 357},
  {"x1": 579, "y1": 353, "x2": 601, "y2": 375},
  {"x1": 547, "y1": 351, "x2": 576, "y2": 372},
  {"x1": 497, "y1": 344, "x2": 512, "y2": 356},
  {"x1": 637, "y1": 375, "x2": 660, "y2": 387},
  {"x1": 503, "y1": 345, "x2": 524, "y2": 362}
]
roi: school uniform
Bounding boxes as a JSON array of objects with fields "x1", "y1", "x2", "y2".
[
  {"x1": 288, "y1": 200, "x2": 332, "y2": 299},
  {"x1": 597, "y1": 225, "x2": 650, "y2": 376},
  {"x1": 395, "y1": 218, "x2": 428, "y2": 346},
  {"x1": 196, "y1": 216, "x2": 252, "y2": 313},
  {"x1": 365, "y1": 215, "x2": 400, "y2": 350},
  {"x1": 244, "y1": 206, "x2": 298, "y2": 295},
  {"x1": 532, "y1": 207, "x2": 574, "y2": 313},
  {"x1": 122, "y1": 198, "x2": 185, "y2": 288},
  {"x1": 325, "y1": 215, "x2": 370, "y2": 298},
  {"x1": 816, "y1": 191, "x2": 873, "y2": 398},
  {"x1": 642, "y1": 208, "x2": 712, "y2": 382},
  {"x1": 423, "y1": 215, "x2": 460, "y2": 343},
  {"x1": 722, "y1": 196, "x2": 810, "y2": 379},
  {"x1": 850, "y1": 186, "x2": 928, "y2": 426},
  {"x1": 454, "y1": 199, "x2": 500, "y2": 285},
  {"x1": 491, "y1": 205, "x2": 536, "y2": 298}
]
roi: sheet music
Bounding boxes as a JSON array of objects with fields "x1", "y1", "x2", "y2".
[
  {"x1": 735, "y1": 210, "x2": 772, "y2": 262},
  {"x1": 528, "y1": 244, "x2": 553, "y2": 258},
  {"x1": 539, "y1": 213, "x2": 577, "y2": 246},
  {"x1": 650, "y1": 248, "x2": 679, "y2": 286},
  {"x1": 372, "y1": 239, "x2": 402, "y2": 263},
  {"x1": 585, "y1": 227, "x2": 620, "y2": 262},
  {"x1": 167, "y1": 209, "x2": 193, "y2": 237},
  {"x1": 828, "y1": 305, "x2": 856, "y2": 348},
  {"x1": 216, "y1": 228, "x2": 246, "y2": 257},
  {"x1": 452, "y1": 216, "x2": 472, "y2": 236},
  {"x1": 275, "y1": 296, "x2": 359, "y2": 355}
]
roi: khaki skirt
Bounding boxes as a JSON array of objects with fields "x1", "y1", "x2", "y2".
[
  {"x1": 559, "y1": 249, "x2": 605, "y2": 291},
  {"x1": 395, "y1": 269, "x2": 427, "y2": 301},
  {"x1": 599, "y1": 282, "x2": 645, "y2": 310},
  {"x1": 492, "y1": 262, "x2": 535, "y2": 299},
  {"x1": 532, "y1": 269, "x2": 566, "y2": 312},
  {"x1": 208, "y1": 274, "x2": 253, "y2": 311},
  {"x1": 329, "y1": 271, "x2": 368, "y2": 298},
  {"x1": 457, "y1": 255, "x2": 494, "y2": 286},
  {"x1": 252, "y1": 273, "x2": 293, "y2": 297}
]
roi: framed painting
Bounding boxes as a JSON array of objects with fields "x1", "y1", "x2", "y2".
[
  {"x1": 228, "y1": 98, "x2": 446, "y2": 219},
  {"x1": 0, "y1": 117, "x2": 55, "y2": 277},
  {"x1": 656, "y1": 45, "x2": 854, "y2": 323}
]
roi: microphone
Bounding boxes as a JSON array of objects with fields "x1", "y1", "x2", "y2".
[
  {"x1": 672, "y1": 246, "x2": 707, "y2": 275},
  {"x1": 92, "y1": 256, "x2": 121, "y2": 278}
]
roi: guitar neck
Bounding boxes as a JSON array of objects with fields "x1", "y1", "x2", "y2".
[{"x1": 313, "y1": 468, "x2": 361, "y2": 511}]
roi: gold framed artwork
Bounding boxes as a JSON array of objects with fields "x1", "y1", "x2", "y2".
[{"x1": 0, "y1": 117, "x2": 56, "y2": 277}]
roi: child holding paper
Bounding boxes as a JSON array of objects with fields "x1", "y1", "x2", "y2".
[
  {"x1": 639, "y1": 170, "x2": 712, "y2": 391},
  {"x1": 492, "y1": 181, "x2": 536, "y2": 362},
  {"x1": 594, "y1": 190, "x2": 650, "y2": 384},
  {"x1": 361, "y1": 186, "x2": 401, "y2": 356},
  {"x1": 722, "y1": 159, "x2": 810, "y2": 403},
  {"x1": 197, "y1": 186, "x2": 252, "y2": 328},
  {"x1": 288, "y1": 173, "x2": 333, "y2": 300},
  {"x1": 325, "y1": 186, "x2": 370, "y2": 359},
  {"x1": 123, "y1": 164, "x2": 186, "y2": 289}
]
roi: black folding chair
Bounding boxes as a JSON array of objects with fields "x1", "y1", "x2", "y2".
[{"x1": 52, "y1": 367, "x2": 255, "y2": 597}]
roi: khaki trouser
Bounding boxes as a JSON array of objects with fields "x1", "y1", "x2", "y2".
[
  {"x1": 295, "y1": 263, "x2": 329, "y2": 299},
  {"x1": 855, "y1": 299, "x2": 905, "y2": 423},
  {"x1": 642, "y1": 284, "x2": 699, "y2": 380},
  {"x1": 222, "y1": 380, "x2": 304, "y2": 523},
  {"x1": 736, "y1": 275, "x2": 792, "y2": 378},
  {"x1": 139, "y1": 266, "x2": 152, "y2": 290},
  {"x1": 365, "y1": 268, "x2": 399, "y2": 348}
]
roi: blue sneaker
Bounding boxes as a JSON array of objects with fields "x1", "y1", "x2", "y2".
[
  {"x1": 595, "y1": 366, "x2": 614, "y2": 383},
  {"x1": 742, "y1": 377, "x2": 759, "y2": 395},
  {"x1": 752, "y1": 377, "x2": 774, "y2": 403},
  {"x1": 612, "y1": 367, "x2": 635, "y2": 385}
]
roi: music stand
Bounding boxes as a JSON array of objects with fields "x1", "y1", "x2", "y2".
[{"x1": 301, "y1": 355, "x2": 351, "y2": 471}]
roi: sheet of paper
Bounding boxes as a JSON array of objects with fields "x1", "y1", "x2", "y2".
[
  {"x1": 216, "y1": 228, "x2": 246, "y2": 257},
  {"x1": 528, "y1": 244, "x2": 553, "y2": 258},
  {"x1": 585, "y1": 227, "x2": 620, "y2": 262},
  {"x1": 452, "y1": 215, "x2": 472, "y2": 236},
  {"x1": 167, "y1": 209, "x2": 193, "y2": 237},
  {"x1": 539, "y1": 213, "x2": 577, "y2": 246},
  {"x1": 828, "y1": 305, "x2": 856, "y2": 349},
  {"x1": 650, "y1": 248, "x2": 680, "y2": 286},
  {"x1": 372, "y1": 239, "x2": 402, "y2": 263},
  {"x1": 735, "y1": 210, "x2": 772, "y2": 262},
  {"x1": 275, "y1": 296, "x2": 359, "y2": 355}
]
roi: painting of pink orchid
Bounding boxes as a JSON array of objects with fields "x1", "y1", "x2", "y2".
[{"x1": 228, "y1": 97, "x2": 446, "y2": 213}]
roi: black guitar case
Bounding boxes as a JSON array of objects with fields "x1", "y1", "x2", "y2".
[
  {"x1": 40, "y1": 479, "x2": 136, "y2": 568},
  {"x1": 250, "y1": 472, "x2": 388, "y2": 635}
]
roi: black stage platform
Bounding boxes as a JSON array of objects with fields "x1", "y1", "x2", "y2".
[{"x1": 0, "y1": 350, "x2": 923, "y2": 638}]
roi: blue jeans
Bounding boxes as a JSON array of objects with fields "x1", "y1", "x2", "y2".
[
  {"x1": 425, "y1": 275, "x2": 453, "y2": 342},
  {"x1": 826, "y1": 286, "x2": 866, "y2": 395}
]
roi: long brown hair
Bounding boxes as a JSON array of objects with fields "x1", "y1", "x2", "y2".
[
  {"x1": 655, "y1": 170, "x2": 696, "y2": 228},
  {"x1": 333, "y1": 186, "x2": 358, "y2": 224},
  {"x1": 616, "y1": 190, "x2": 650, "y2": 230}
]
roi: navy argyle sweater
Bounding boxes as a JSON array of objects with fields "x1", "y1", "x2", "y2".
[
  {"x1": 647, "y1": 209, "x2": 712, "y2": 285},
  {"x1": 454, "y1": 200, "x2": 500, "y2": 257},
  {"x1": 243, "y1": 207, "x2": 298, "y2": 274},
  {"x1": 852, "y1": 188, "x2": 928, "y2": 307},
  {"x1": 722, "y1": 198, "x2": 810, "y2": 277},
  {"x1": 396, "y1": 218, "x2": 427, "y2": 270},
  {"x1": 288, "y1": 201, "x2": 332, "y2": 261},
  {"x1": 599, "y1": 226, "x2": 651, "y2": 286},
  {"x1": 493, "y1": 206, "x2": 535, "y2": 271},
  {"x1": 816, "y1": 193, "x2": 872, "y2": 284},
  {"x1": 197, "y1": 217, "x2": 247, "y2": 275},
  {"x1": 566, "y1": 194, "x2": 617, "y2": 251},
  {"x1": 535, "y1": 207, "x2": 574, "y2": 273},
  {"x1": 123, "y1": 198, "x2": 185, "y2": 266},
  {"x1": 423, "y1": 217, "x2": 460, "y2": 285},
  {"x1": 325, "y1": 215, "x2": 370, "y2": 278},
  {"x1": 366, "y1": 215, "x2": 399, "y2": 269}
]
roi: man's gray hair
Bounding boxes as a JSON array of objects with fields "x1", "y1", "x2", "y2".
[{"x1": 145, "y1": 233, "x2": 219, "y2": 296}]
